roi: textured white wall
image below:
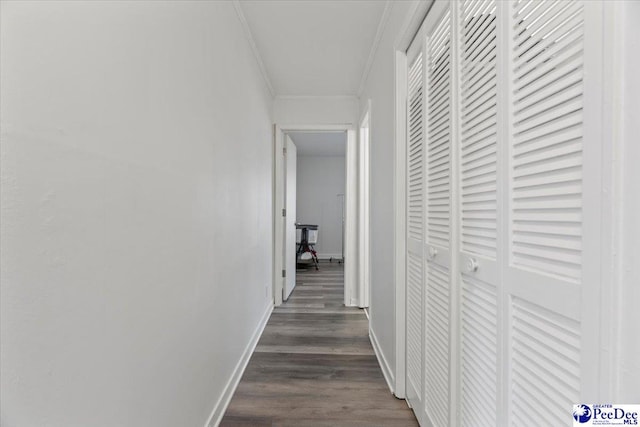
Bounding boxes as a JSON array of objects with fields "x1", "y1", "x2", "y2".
[
  {"x1": 296, "y1": 155, "x2": 346, "y2": 259},
  {"x1": 0, "y1": 2, "x2": 273, "y2": 426},
  {"x1": 358, "y1": 0, "x2": 417, "y2": 384}
]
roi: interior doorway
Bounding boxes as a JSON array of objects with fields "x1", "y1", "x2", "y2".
[
  {"x1": 273, "y1": 125, "x2": 357, "y2": 307},
  {"x1": 290, "y1": 131, "x2": 346, "y2": 265}
]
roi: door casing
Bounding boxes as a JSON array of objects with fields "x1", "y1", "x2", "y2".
[{"x1": 272, "y1": 124, "x2": 358, "y2": 307}]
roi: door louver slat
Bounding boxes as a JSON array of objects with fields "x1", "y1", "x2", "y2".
[
  {"x1": 425, "y1": 263, "x2": 450, "y2": 427},
  {"x1": 511, "y1": 0, "x2": 584, "y2": 281},
  {"x1": 511, "y1": 297, "x2": 580, "y2": 426},
  {"x1": 408, "y1": 53, "x2": 425, "y2": 242},
  {"x1": 461, "y1": 0, "x2": 498, "y2": 259},
  {"x1": 427, "y1": 11, "x2": 452, "y2": 251},
  {"x1": 424, "y1": 9, "x2": 452, "y2": 427},
  {"x1": 407, "y1": 252, "x2": 423, "y2": 396},
  {"x1": 459, "y1": 2, "x2": 499, "y2": 425},
  {"x1": 461, "y1": 276, "x2": 497, "y2": 427}
]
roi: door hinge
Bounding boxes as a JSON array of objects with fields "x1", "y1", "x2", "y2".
[
  {"x1": 282, "y1": 269, "x2": 286, "y2": 278},
  {"x1": 283, "y1": 147, "x2": 287, "y2": 155},
  {"x1": 282, "y1": 208, "x2": 286, "y2": 217}
]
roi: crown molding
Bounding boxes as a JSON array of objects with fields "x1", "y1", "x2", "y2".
[
  {"x1": 233, "y1": 0, "x2": 275, "y2": 98},
  {"x1": 357, "y1": 0, "x2": 393, "y2": 97},
  {"x1": 393, "y1": 0, "x2": 434, "y2": 52},
  {"x1": 274, "y1": 95, "x2": 359, "y2": 101}
]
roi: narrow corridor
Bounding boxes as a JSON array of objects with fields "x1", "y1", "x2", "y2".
[{"x1": 220, "y1": 262, "x2": 418, "y2": 426}]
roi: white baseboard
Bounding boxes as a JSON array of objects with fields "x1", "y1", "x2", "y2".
[
  {"x1": 369, "y1": 326, "x2": 395, "y2": 395},
  {"x1": 205, "y1": 303, "x2": 273, "y2": 427},
  {"x1": 317, "y1": 253, "x2": 343, "y2": 260}
]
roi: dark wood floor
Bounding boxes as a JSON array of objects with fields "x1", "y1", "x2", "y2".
[{"x1": 220, "y1": 262, "x2": 418, "y2": 427}]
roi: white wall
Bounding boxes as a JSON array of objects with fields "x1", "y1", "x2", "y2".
[
  {"x1": 617, "y1": 0, "x2": 640, "y2": 403},
  {"x1": 274, "y1": 96, "x2": 358, "y2": 126},
  {"x1": 0, "y1": 2, "x2": 273, "y2": 426},
  {"x1": 296, "y1": 155, "x2": 346, "y2": 259},
  {"x1": 357, "y1": 1, "x2": 418, "y2": 386}
]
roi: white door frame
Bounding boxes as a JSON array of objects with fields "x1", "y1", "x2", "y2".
[
  {"x1": 273, "y1": 124, "x2": 285, "y2": 306},
  {"x1": 358, "y1": 103, "x2": 371, "y2": 309},
  {"x1": 273, "y1": 124, "x2": 358, "y2": 307},
  {"x1": 283, "y1": 135, "x2": 298, "y2": 301},
  {"x1": 392, "y1": 0, "x2": 434, "y2": 399}
]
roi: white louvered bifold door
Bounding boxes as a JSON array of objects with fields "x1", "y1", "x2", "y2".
[
  {"x1": 406, "y1": 1, "x2": 604, "y2": 425},
  {"x1": 405, "y1": 25, "x2": 426, "y2": 426},
  {"x1": 457, "y1": 1, "x2": 500, "y2": 426},
  {"x1": 504, "y1": 1, "x2": 601, "y2": 424},
  {"x1": 423, "y1": 2, "x2": 453, "y2": 426}
]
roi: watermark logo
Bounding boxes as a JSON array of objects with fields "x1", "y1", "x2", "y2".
[
  {"x1": 573, "y1": 404, "x2": 639, "y2": 426},
  {"x1": 574, "y1": 404, "x2": 593, "y2": 423}
]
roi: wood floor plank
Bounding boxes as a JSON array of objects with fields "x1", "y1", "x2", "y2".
[{"x1": 220, "y1": 262, "x2": 418, "y2": 427}]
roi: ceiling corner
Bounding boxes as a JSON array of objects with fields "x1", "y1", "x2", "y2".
[
  {"x1": 357, "y1": 0, "x2": 393, "y2": 97},
  {"x1": 232, "y1": 0, "x2": 276, "y2": 97}
]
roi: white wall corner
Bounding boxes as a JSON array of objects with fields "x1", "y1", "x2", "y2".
[
  {"x1": 357, "y1": 1, "x2": 393, "y2": 97},
  {"x1": 369, "y1": 326, "x2": 396, "y2": 396},
  {"x1": 204, "y1": 303, "x2": 273, "y2": 427},
  {"x1": 393, "y1": 0, "x2": 434, "y2": 52},
  {"x1": 232, "y1": 0, "x2": 275, "y2": 98}
]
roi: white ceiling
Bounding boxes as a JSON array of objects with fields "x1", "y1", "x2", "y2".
[
  {"x1": 288, "y1": 131, "x2": 346, "y2": 157},
  {"x1": 238, "y1": 0, "x2": 389, "y2": 96}
]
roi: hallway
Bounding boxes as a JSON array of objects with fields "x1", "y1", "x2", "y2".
[
  {"x1": 220, "y1": 263, "x2": 418, "y2": 427},
  {"x1": 2, "y1": 2, "x2": 639, "y2": 426}
]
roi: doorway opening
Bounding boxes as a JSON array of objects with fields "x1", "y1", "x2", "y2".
[
  {"x1": 272, "y1": 125, "x2": 358, "y2": 307},
  {"x1": 290, "y1": 130, "x2": 346, "y2": 265}
]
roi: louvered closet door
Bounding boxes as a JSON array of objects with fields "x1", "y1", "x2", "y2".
[
  {"x1": 505, "y1": 0, "x2": 600, "y2": 424},
  {"x1": 457, "y1": 1, "x2": 500, "y2": 426},
  {"x1": 423, "y1": 3, "x2": 452, "y2": 426},
  {"x1": 407, "y1": 1, "x2": 603, "y2": 425},
  {"x1": 405, "y1": 26, "x2": 426, "y2": 425}
]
